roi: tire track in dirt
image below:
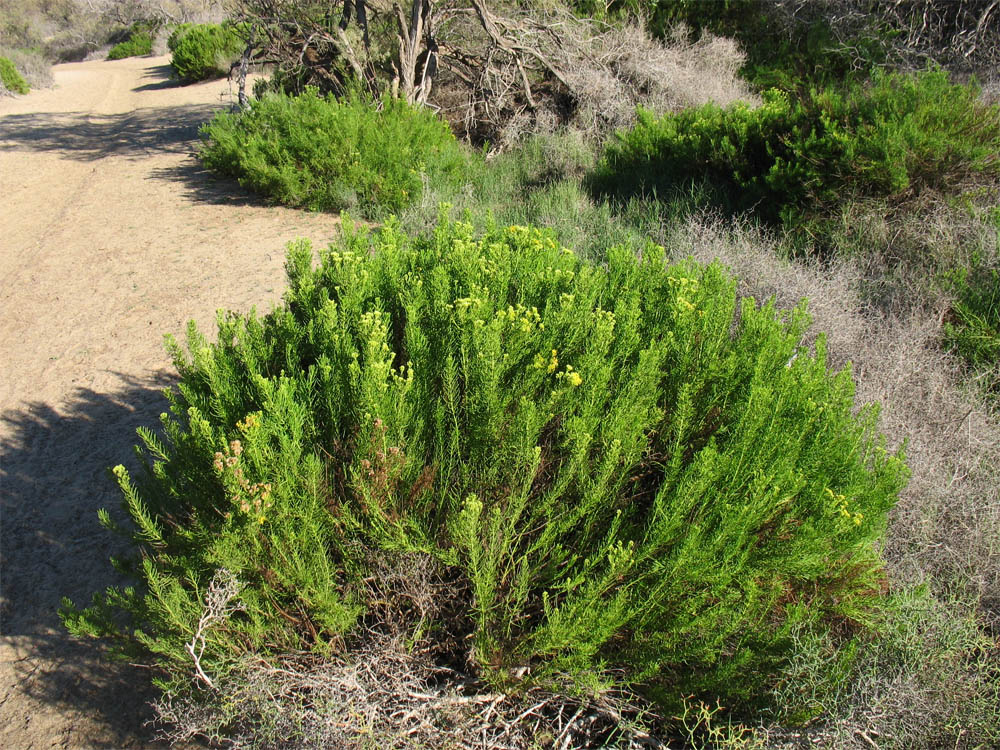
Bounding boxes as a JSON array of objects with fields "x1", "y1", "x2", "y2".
[{"x1": 1, "y1": 56, "x2": 340, "y2": 748}]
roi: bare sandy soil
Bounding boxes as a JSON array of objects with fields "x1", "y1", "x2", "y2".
[{"x1": 1, "y1": 56, "x2": 341, "y2": 748}]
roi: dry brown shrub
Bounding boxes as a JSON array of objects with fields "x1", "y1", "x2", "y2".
[
  {"x1": 559, "y1": 23, "x2": 759, "y2": 138},
  {"x1": 433, "y1": 9, "x2": 757, "y2": 149}
]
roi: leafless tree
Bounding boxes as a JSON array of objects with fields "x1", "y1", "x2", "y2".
[{"x1": 224, "y1": 1, "x2": 756, "y2": 146}]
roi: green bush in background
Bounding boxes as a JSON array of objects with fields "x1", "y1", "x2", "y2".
[
  {"x1": 61, "y1": 216, "x2": 907, "y2": 715},
  {"x1": 945, "y1": 258, "x2": 1000, "y2": 396},
  {"x1": 166, "y1": 23, "x2": 195, "y2": 54},
  {"x1": 199, "y1": 89, "x2": 472, "y2": 218},
  {"x1": 107, "y1": 31, "x2": 153, "y2": 60},
  {"x1": 107, "y1": 20, "x2": 162, "y2": 61},
  {"x1": 0, "y1": 54, "x2": 29, "y2": 93},
  {"x1": 591, "y1": 69, "x2": 1000, "y2": 241},
  {"x1": 169, "y1": 22, "x2": 244, "y2": 82}
]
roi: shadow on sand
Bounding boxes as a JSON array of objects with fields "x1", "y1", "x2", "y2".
[
  {"x1": 1, "y1": 372, "x2": 180, "y2": 747},
  {"x1": 132, "y1": 63, "x2": 186, "y2": 92},
  {"x1": 0, "y1": 103, "x2": 223, "y2": 161}
]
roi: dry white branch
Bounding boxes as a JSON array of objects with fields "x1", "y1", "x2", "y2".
[{"x1": 184, "y1": 568, "x2": 243, "y2": 691}]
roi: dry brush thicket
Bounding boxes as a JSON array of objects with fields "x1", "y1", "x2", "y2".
[
  {"x1": 432, "y1": 9, "x2": 758, "y2": 147},
  {"x1": 229, "y1": 1, "x2": 755, "y2": 149}
]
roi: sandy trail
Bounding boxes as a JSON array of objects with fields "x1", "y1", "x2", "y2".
[{"x1": 1, "y1": 56, "x2": 340, "y2": 747}]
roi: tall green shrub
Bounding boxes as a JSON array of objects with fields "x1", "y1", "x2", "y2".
[
  {"x1": 62, "y1": 217, "x2": 907, "y2": 713},
  {"x1": 199, "y1": 89, "x2": 471, "y2": 218},
  {"x1": 592, "y1": 69, "x2": 1000, "y2": 236},
  {"x1": 169, "y1": 22, "x2": 244, "y2": 82},
  {"x1": 0, "y1": 55, "x2": 29, "y2": 94}
]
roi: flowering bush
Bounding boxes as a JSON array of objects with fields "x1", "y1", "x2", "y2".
[{"x1": 62, "y1": 216, "x2": 907, "y2": 730}]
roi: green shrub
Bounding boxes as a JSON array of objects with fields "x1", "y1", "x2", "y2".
[
  {"x1": 0, "y1": 46, "x2": 52, "y2": 89},
  {"x1": 0, "y1": 55, "x2": 29, "y2": 94},
  {"x1": 169, "y1": 22, "x2": 244, "y2": 82},
  {"x1": 166, "y1": 23, "x2": 195, "y2": 54},
  {"x1": 62, "y1": 216, "x2": 907, "y2": 719},
  {"x1": 399, "y1": 131, "x2": 697, "y2": 265},
  {"x1": 591, "y1": 70, "x2": 1000, "y2": 239},
  {"x1": 199, "y1": 89, "x2": 472, "y2": 218},
  {"x1": 107, "y1": 31, "x2": 153, "y2": 60},
  {"x1": 945, "y1": 260, "x2": 1000, "y2": 394}
]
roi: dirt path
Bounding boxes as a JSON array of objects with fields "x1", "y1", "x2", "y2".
[{"x1": 1, "y1": 56, "x2": 341, "y2": 748}]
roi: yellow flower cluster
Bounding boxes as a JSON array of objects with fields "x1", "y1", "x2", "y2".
[
  {"x1": 538, "y1": 266, "x2": 576, "y2": 283},
  {"x1": 826, "y1": 487, "x2": 863, "y2": 526},
  {"x1": 559, "y1": 367, "x2": 584, "y2": 388},
  {"x1": 213, "y1": 438, "x2": 274, "y2": 525},
  {"x1": 497, "y1": 304, "x2": 543, "y2": 333},
  {"x1": 237, "y1": 412, "x2": 262, "y2": 434},
  {"x1": 534, "y1": 348, "x2": 560, "y2": 373},
  {"x1": 669, "y1": 275, "x2": 701, "y2": 313},
  {"x1": 533, "y1": 349, "x2": 583, "y2": 386}
]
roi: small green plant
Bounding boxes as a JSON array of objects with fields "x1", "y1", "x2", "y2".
[
  {"x1": 199, "y1": 89, "x2": 472, "y2": 218},
  {"x1": 62, "y1": 216, "x2": 907, "y2": 728},
  {"x1": 591, "y1": 70, "x2": 1000, "y2": 242},
  {"x1": 107, "y1": 20, "x2": 161, "y2": 61},
  {"x1": 0, "y1": 55, "x2": 29, "y2": 94},
  {"x1": 945, "y1": 260, "x2": 1000, "y2": 397},
  {"x1": 107, "y1": 31, "x2": 153, "y2": 60},
  {"x1": 169, "y1": 22, "x2": 245, "y2": 82}
]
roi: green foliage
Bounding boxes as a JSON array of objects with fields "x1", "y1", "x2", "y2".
[
  {"x1": 167, "y1": 23, "x2": 195, "y2": 53},
  {"x1": 400, "y1": 131, "x2": 698, "y2": 265},
  {"x1": 199, "y1": 89, "x2": 472, "y2": 218},
  {"x1": 0, "y1": 54, "x2": 29, "y2": 94},
  {"x1": 622, "y1": 0, "x2": 887, "y2": 89},
  {"x1": 63, "y1": 216, "x2": 907, "y2": 712},
  {"x1": 107, "y1": 31, "x2": 153, "y2": 60},
  {"x1": 169, "y1": 22, "x2": 244, "y2": 82},
  {"x1": 945, "y1": 259, "x2": 1000, "y2": 395},
  {"x1": 591, "y1": 70, "x2": 1000, "y2": 239}
]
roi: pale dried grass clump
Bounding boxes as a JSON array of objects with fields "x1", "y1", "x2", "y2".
[
  {"x1": 561, "y1": 23, "x2": 759, "y2": 137},
  {"x1": 669, "y1": 214, "x2": 1000, "y2": 624},
  {"x1": 0, "y1": 46, "x2": 53, "y2": 89},
  {"x1": 439, "y1": 9, "x2": 757, "y2": 149},
  {"x1": 156, "y1": 642, "x2": 662, "y2": 750},
  {"x1": 829, "y1": 191, "x2": 1000, "y2": 315}
]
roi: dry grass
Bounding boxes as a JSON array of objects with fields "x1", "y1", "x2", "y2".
[
  {"x1": 0, "y1": 46, "x2": 53, "y2": 89},
  {"x1": 559, "y1": 22, "x2": 759, "y2": 138},
  {"x1": 827, "y1": 191, "x2": 1000, "y2": 315}
]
